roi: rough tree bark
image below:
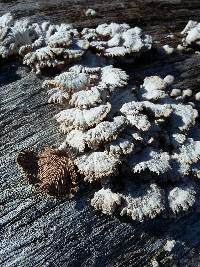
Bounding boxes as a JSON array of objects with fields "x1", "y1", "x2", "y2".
[{"x1": 0, "y1": 1, "x2": 200, "y2": 266}]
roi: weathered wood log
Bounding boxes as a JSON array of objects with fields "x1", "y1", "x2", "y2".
[{"x1": 1, "y1": 1, "x2": 200, "y2": 266}]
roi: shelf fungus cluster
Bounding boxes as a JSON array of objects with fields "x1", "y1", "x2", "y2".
[
  {"x1": 0, "y1": 13, "x2": 89, "y2": 73},
  {"x1": 0, "y1": 13, "x2": 153, "y2": 73},
  {"x1": 82, "y1": 22, "x2": 152, "y2": 58},
  {"x1": 39, "y1": 67, "x2": 200, "y2": 222},
  {"x1": 10, "y1": 11, "x2": 200, "y2": 222}
]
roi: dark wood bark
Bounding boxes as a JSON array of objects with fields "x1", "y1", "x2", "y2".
[{"x1": 1, "y1": 1, "x2": 200, "y2": 266}]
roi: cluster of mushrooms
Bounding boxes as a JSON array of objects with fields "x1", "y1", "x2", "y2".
[{"x1": 1, "y1": 12, "x2": 199, "y2": 221}]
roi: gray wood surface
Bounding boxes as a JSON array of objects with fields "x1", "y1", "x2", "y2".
[{"x1": 1, "y1": 1, "x2": 200, "y2": 266}]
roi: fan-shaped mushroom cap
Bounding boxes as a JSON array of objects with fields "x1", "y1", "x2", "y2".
[
  {"x1": 47, "y1": 88, "x2": 70, "y2": 104},
  {"x1": 129, "y1": 148, "x2": 171, "y2": 175},
  {"x1": 120, "y1": 183, "x2": 164, "y2": 222},
  {"x1": 55, "y1": 102, "x2": 111, "y2": 132},
  {"x1": 84, "y1": 116, "x2": 126, "y2": 149},
  {"x1": 100, "y1": 65, "x2": 129, "y2": 91},
  {"x1": 90, "y1": 23, "x2": 152, "y2": 57},
  {"x1": 85, "y1": 9, "x2": 97, "y2": 17},
  {"x1": 91, "y1": 188, "x2": 121, "y2": 215},
  {"x1": 43, "y1": 71, "x2": 90, "y2": 91},
  {"x1": 0, "y1": 18, "x2": 34, "y2": 58},
  {"x1": 143, "y1": 101, "x2": 172, "y2": 118},
  {"x1": 70, "y1": 87, "x2": 102, "y2": 109},
  {"x1": 74, "y1": 151, "x2": 120, "y2": 181},
  {"x1": 170, "y1": 104, "x2": 198, "y2": 131},
  {"x1": 47, "y1": 31, "x2": 72, "y2": 48},
  {"x1": 104, "y1": 46, "x2": 131, "y2": 57},
  {"x1": 23, "y1": 46, "x2": 65, "y2": 73},
  {"x1": 168, "y1": 184, "x2": 196, "y2": 214},
  {"x1": 43, "y1": 65, "x2": 128, "y2": 104},
  {"x1": 173, "y1": 139, "x2": 200, "y2": 175},
  {"x1": 59, "y1": 129, "x2": 86, "y2": 154},
  {"x1": 141, "y1": 76, "x2": 168, "y2": 100},
  {"x1": 122, "y1": 27, "x2": 152, "y2": 52}
]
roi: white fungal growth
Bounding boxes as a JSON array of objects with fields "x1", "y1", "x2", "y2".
[
  {"x1": 120, "y1": 100, "x2": 172, "y2": 131},
  {"x1": 195, "y1": 92, "x2": 200, "y2": 101},
  {"x1": 0, "y1": 13, "x2": 88, "y2": 71},
  {"x1": 161, "y1": 45, "x2": 174, "y2": 55},
  {"x1": 2, "y1": 13, "x2": 199, "y2": 221},
  {"x1": 182, "y1": 20, "x2": 200, "y2": 46},
  {"x1": 120, "y1": 184, "x2": 165, "y2": 222},
  {"x1": 23, "y1": 38, "x2": 88, "y2": 73},
  {"x1": 151, "y1": 259, "x2": 160, "y2": 267},
  {"x1": 163, "y1": 240, "x2": 176, "y2": 252},
  {"x1": 47, "y1": 88, "x2": 70, "y2": 104},
  {"x1": 130, "y1": 148, "x2": 171, "y2": 175},
  {"x1": 0, "y1": 18, "x2": 35, "y2": 58},
  {"x1": 143, "y1": 101, "x2": 172, "y2": 118},
  {"x1": 104, "y1": 46, "x2": 131, "y2": 57},
  {"x1": 85, "y1": 9, "x2": 97, "y2": 17},
  {"x1": 168, "y1": 185, "x2": 196, "y2": 214},
  {"x1": 91, "y1": 188, "x2": 121, "y2": 215},
  {"x1": 23, "y1": 47, "x2": 65, "y2": 74},
  {"x1": 74, "y1": 151, "x2": 120, "y2": 181},
  {"x1": 164, "y1": 75, "x2": 175, "y2": 85},
  {"x1": 120, "y1": 101, "x2": 144, "y2": 115},
  {"x1": 105, "y1": 137, "x2": 135, "y2": 157},
  {"x1": 100, "y1": 65, "x2": 129, "y2": 91},
  {"x1": 88, "y1": 22, "x2": 152, "y2": 57},
  {"x1": 81, "y1": 28, "x2": 97, "y2": 40},
  {"x1": 47, "y1": 31, "x2": 72, "y2": 48},
  {"x1": 126, "y1": 114, "x2": 151, "y2": 131},
  {"x1": 173, "y1": 140, "x2": 200, "y2": 175},
  {"x1": 122, "y1": 27, "x2": 152, "y2": 52},
  {"x1": 70, "y1": 87, "x2": 102, "y2": 108},
  {"x1": 140, "y1": 76, "x2": 168, "y2": 100},
  {"x1": 84, "y1": 116, "x2": 126, "y2": 149},
  {"x1": 170, "y1": 88, "x2": 181, "y2": 98},
  {"x1": 170, "y1": 104, "x2": 198, "y2": 131},
  {"x1": 55, "y1": 102, "x2": 111, "y2": 132},
  {"x1": 43, "y1": 71, "x2": 90, "y2": 92},
  {"x1": 0, "y1": 13, "x2": 13, "y2": 27},
  {"x1": 59, "y1": 130, "x2": 86, "y2": 153},
  {"x1": 43, "y1": 65, "x2": 129, "y2": 104},
  {"x1": 120, "y1": 101, "x2": 151, "y2": 130},
  {"x1": 96, "y1": 23, "x2": 130, "y2": 37},
  {"x1": 41, "y1": 60, "x2": 200, "y2": 220},
  {"x1": 170, "y1": 133, "x2": 186, "y2": 148},
  {"x1": 178, "y1": 140, "x2": 200, "y2": 164}
]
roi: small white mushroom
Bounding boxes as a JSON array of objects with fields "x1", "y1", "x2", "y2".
[
  {"x1": 195, "y1": 92, "x2": 200, "y2": 101},
  {"x1": 164, "y1": 75, "x2": 174, "y2": 85},
  {"x1": 177, "y1": 44, "x2": 184, "y2": 51},
  {"x1": 85, "y1": 9, "x2": 97, "y2": 17},
  {"x1": 161, "y1": 44, "x2": 174, "y2": 55},
  {"x1": 170, "y1": 88, "x2": 182, "y2": 97},
  {"x1": 163, "y1": 240, "x2": 176, "y2": 252},
  {"x1": 182, "y1": 89, "x2": 193, "y2": 98}
]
